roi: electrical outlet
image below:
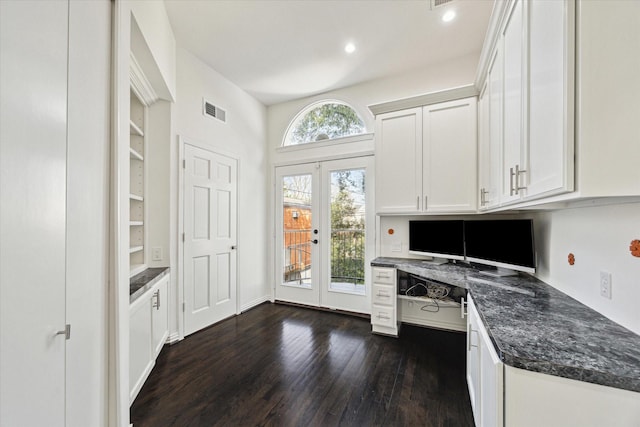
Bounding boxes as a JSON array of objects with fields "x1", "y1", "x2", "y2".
[
  {"x1": 152, "y1": 247, "x2": 163, "y2": 261},
  {"x1": 600, "y1": 271, "x2": 612, "y2": 299}
]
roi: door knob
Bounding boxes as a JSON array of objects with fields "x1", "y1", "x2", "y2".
[
  {"x1": 311, "y1": 239, "x2": 318, "y2": 244},
  {"x1": 231, "y1": 245, "x2": 237, "y2": 250}
]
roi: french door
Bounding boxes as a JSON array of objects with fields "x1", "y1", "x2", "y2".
[{"x1": 274, "y1": 156, "x2": 374, "y2": 314}]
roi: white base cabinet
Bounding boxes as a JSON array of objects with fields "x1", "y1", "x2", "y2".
[
  {"x1": 466, "y1": 294, "x2": 640, "y2": 427},
  {"x1": 371, "y1": 267, "x2": 399, "y2": 336},
  {"x1": 129, "y1": 272, "x2": 169, "y2": 404}
]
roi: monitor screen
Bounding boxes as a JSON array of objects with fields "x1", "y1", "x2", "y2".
[
  {"x1": 409, "y1": 220, "x2": 465, "y2": 261},
  {"x1": 464, "y1": 219, "x2": 536, "y2": 275}
]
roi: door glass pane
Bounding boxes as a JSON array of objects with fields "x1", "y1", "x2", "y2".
[
  {"x1": 282, "y1": 174, "x2": 312, "y2": 288},
  {"x1": 329, "y1": 169, "x2": 365, "y2": 295}
]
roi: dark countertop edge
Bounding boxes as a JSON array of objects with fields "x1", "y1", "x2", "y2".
[
  {"x1": 371, "y1": 257, "x2": 640, "y2": 394},
  {"x1": 129, "y1": 267, "x2": 170, "y2": 304}
]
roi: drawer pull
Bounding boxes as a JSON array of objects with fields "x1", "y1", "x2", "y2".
[
  {"x1": 376, "y1": 273, "x2": 390, "y2": 279},
  {"x1": 377, "y1": 314, "x2": 391, "y2": 320},
  {"x1": 376, "y1": 292, "x2": 390, "y2": 298}
]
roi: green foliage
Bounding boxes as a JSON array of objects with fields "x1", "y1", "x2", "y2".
[
  {"x1": 330, "y1": 171, "x2": 365, "y2": 285},
  {"x1": 288, "y1": 103, "x2": 365, "y2": 145}
]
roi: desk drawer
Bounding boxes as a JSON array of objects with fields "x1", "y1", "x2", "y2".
[
  {"x1": 372, "y1": 283, "x2": 395, "y2": 306},
  {"x1": 372, "y1": 267, "x2": 395, "y2": 285},
  {"x1": 371, "y1": 304, "x2": 395, "y2": 328}
]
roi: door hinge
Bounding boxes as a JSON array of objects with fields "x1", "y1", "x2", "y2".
[
  {"x1": 182, "y1": 302, "x2": 185, "y2": 312},
  {"x1": 183, "y1": 159, "x2": 186, "y2": 169},
  {"x1": 182, "y1": 232, "x2": 185, "y2": 242}
]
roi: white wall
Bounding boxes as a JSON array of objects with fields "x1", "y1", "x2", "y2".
[
  {"x1": 130, "y1": 0, "x2": 177, "y2": 101},
  {"x1": 267, "y1": 52, "x2": 480, "y2": 153},
  {"x1": 533, "y1": 202, "x2": 640, "y2": 335},
  {"x1": 171, "y1": 47, "x2": 270, "y2": 334}
]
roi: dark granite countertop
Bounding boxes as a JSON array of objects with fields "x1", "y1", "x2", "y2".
[
  {"x1": 130, "y1": 267, "x2": 170, "y2": 303},
  {"x1": 371, "y1": 257, "x2": 640, "y2": 394}
]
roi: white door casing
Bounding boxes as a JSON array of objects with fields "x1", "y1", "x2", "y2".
[{"x1": 182, "y1": 142, "x2": 238, "y2": 337}]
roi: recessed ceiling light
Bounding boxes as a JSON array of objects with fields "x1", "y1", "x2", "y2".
[
  {"x1": 442, "y1": 10, "x2": 456, "y2": 22},
  {"x1": 345, "y1": 42, "x2": 356, "y2": 54}
]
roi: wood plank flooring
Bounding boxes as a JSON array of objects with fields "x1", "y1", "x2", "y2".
[{"x1": 130, "y1": 302, "x2": 474, "y2": 427}]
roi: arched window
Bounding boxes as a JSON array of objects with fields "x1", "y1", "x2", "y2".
[{"x1": 283, "y1": 101, "x2": 366, "y2": 146}]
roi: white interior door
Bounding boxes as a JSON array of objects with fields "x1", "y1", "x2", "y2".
[
  {"x1": 0, "y1": 1, "x2": 68, "y2": 425},
  {"x1": 275, "y1": 157, "x2": 374, "y2": 314},
  {"x1": 183, "y1": 143, "x2": 238, "y2": 337}
]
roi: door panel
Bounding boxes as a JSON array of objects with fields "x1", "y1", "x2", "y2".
[
  {"x1": 275, "y1": 164, "x2": 320, "y2": 306},
  {"x1": 0, "y1": 1, "x2": 69, "y2": 426},
  {"x1": 183, "y1": 144, "x2": 237, "y2": 336},
  {"x1": 321, "y1": 157, "x2": 374, "y2": 314}
]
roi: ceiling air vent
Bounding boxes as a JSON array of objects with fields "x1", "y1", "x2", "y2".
[
  {"x1": 203, "y1": 99, "x2": 227, "y2": 123},
  {"x1": 430, "y1": 0, "x2": 453, "y2": 10}
]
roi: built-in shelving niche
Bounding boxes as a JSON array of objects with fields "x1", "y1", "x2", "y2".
[{"x1": 130, "y1": 88, "x2": 146, "y2": 277}]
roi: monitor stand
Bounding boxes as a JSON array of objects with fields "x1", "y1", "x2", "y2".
[
  {"x1": 478, "y1": 267, "x2": 518, "y2": 277},
  {"x1": 425, "y1": 257, "x2": 449, "y2": 266}
]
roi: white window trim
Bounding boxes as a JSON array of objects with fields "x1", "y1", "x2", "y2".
[{"x1": 277, "y1": 132, "x2": 374, "y2": 153}]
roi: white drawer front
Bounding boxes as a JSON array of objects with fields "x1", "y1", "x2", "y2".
[
  {"x1": 372, "y1": 283, "x2": 395, "y2": 306},
  {"x1": 371, "y1": 304, "x2": 395, "y2": 328},
  {"x1": 372, "y1": 267, "x2": 395, "y2": 285}
]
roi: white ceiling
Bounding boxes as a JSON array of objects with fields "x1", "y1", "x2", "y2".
[{"x1": 164, "y1": 0, "x2": 495, "y2": 106}]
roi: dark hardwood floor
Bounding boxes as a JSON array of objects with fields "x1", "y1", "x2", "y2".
[{"x1": 131, "y1": 302, "x2": 474, "y2": 427}]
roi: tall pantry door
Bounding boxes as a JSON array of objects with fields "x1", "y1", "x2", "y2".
[
  {"x1": 0, "y1": 1, "x2": 68, "y2": 426},
  {"x1": 183, "y1": 143, "x2": 238, "y2": 337}
]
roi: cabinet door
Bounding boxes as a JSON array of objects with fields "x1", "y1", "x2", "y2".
[
  {"x1": 501, "y1": 0, "x2": 525, "y2": 205},
  {"x1": 423, "y1": 97, "x2": 477, "y2": 213},
  {"x1": 479, "y1": 311, "x2": 504, "y2": 427},
  {"x1": 526, "y1": 0, "x2": 574, "y2": 199},
  {"x1": 375, "y1": 108, "x2": 422, "y2": 213},
  {"x1": 487, "y1": 45, "x2": 504, "y2": 210},
  {"x1": 478, "y1": 82, "x2": 491, "y2": 210},
  {"x1": 129, "y1": 296, "x2": 153, "y2": 403},
  {"x1": 466, "y1": 297, "x2": 482, "y2": 425},
  {"x1": 152, "y1": 276, "x2": 169, "y2": 358}
]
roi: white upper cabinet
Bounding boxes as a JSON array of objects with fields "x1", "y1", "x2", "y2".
[
  {"x1": 374, "y1": 96, "x2": 477, "y2": 214},
  {"x1": 477, "y1": 0, "x2": 575, "y2": 209},
  {"x1": 500, "y1": 0, "x2": 526, "y2": 205},
  {"x1": 422, "y1": 97, "x2": 477, "y2": 213},
  {"x1": 526, "y1": 0, "x2": 574, "y2": 198},
  {"x1": 375, "y1": 108, "x2": 423, "y2": 214}
]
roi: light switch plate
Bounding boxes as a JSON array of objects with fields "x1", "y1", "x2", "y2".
[{"x1": 152, "y1": 247, "x2": 163, "y2": 261}]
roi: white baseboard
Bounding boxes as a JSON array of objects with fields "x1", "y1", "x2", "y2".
[
  {"x1": 167, "y1": 332, "x2": 181, "y2": 345},
  {"x1": 240, "y1": 294, "x2": 271, "y2": 313}
]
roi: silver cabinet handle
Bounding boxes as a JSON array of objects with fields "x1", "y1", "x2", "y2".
[
  {"x1": 377, "y1": 313, "x2": 391, "y2": 320},
  {"x1": 152, "y1": 290, "x2": 160, "y2": 309},
  {"x1": 416, "y1": 195, "x2": 420, "y2": 211},
  {"x1": 480, "y1": 188, "x2": 488, "y2": 206},
  {"x1": 55, "y1": 324, "x2": 71, "y2": 340},
  {"x1": 515, "y1": 164, "x2": 527, "y2": 194},
  {"x1": 376, "y1": 292, "x2": 390, "y2": 298},
  {"x1": 510, "y1": 167, "x2": 516, "y2": 196},
  {"x1": 460, "y1": 296, "x2": 467, "y2": 318}
]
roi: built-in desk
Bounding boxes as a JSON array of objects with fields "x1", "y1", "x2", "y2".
[{"x1": 370, "y1": 257, "x2": 640, "y2": 395}]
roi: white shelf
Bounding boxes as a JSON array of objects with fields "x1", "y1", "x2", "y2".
[
  {"x1": 398, "y1": 294, "x2": 461, "y2": 308},
  {"x1": 129, "y1": 245, "x2": 144, "y2": 254},
  {"x1": 129, "y1": 194, "x2": 144, "y2": 202},
  {"x1": 130, "y1": 263, "x2": 147, "y2": 278},
  {"x1": 130, "y1": 221, "x2": 144, "y2": 226},
  {"x1": 129, "y1": 147, "x2": 144, "y2": 161},
  {"x1": 130, "y1": 120, "x2": 144, "y2": 137}
]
